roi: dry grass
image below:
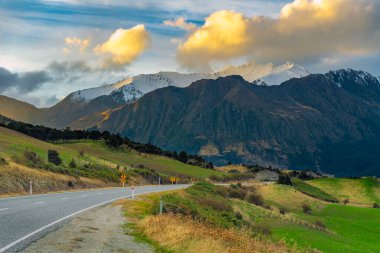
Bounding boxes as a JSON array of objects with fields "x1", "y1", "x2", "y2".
[
  {"x1": 139, "y1": 214, "x2": 292, "y2": 253},
  {"x1": 0, "y1": 162, "x2": 107, "y2": 196},
  {"x1": 216, "y1": 164, "x2": 247, "y2": 173}
]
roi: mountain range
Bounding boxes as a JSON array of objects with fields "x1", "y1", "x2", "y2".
[{"x1": 1, "y1": 62, "x2": 380, "y2": 176}]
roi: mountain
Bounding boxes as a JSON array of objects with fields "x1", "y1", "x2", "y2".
[
  {"x1": 0, "y1": 62, "x2": 308, "y2": 129},
  {"x1": 95, "y1": 70, "x2": 380, "y2": 177}
]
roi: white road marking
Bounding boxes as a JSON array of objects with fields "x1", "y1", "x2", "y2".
[
  {"x1": 80, "y1": 194, "x2": 88, "y2": 197},
  {"x1": 0, "y1": 208, "x2": 10, "y2": 211},
  {"x1": 0, "y1": 188, "x2": 174, "y2": 253},
  {"x1": 60, "y1": 197, "x2": 69, "y2": 200},
  {"x1": 33, "y1": 202, "x2": 45, "y2": 205}
]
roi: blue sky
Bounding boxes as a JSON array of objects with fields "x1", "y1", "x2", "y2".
[{"x1": 0, "y1": 0, "x2": 380, "y2": 106}]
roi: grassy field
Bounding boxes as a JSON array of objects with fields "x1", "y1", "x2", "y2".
[
  {"x1": 57, "y1": 140, "x2": 222, "y2": 179},
  {"x1": 122, "y1": 180, "x2": 380, "y2": 253},
  {"x1": 307, "y1": 177, "x2": 380, "y2": 206},
  {"x1": 0, "y1": 127, "x2": 222, "y2": 195}
]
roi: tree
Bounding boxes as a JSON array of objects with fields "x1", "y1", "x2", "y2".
[
  {"x1": 178, "y1": 151, "x2": 188, "y2": 163},
  {"x1": 302, "y1": 204, "x2": 312, "y2": 214},
  {"x1": 69, "y1": 159, "x2": 77, "y2": 168},
  {"x1": 105, "y1": 134, "x2": 124, "y2": 148},
  {"x1": 343, "y1": 199, "x2": 349, "y2": 205},
  {"x1": 373, "y1": 202, "x2": 379, "y2": 208},
  {"x1": 277, "y1": 173, "x2": 292, "y2": 185},
  {"x1": 48, "y1": 150, "x2": 62, "y2": 165}
]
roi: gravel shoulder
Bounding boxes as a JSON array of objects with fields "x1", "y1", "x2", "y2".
[{"x1": 21, "y1": 204, "x2": 154, "y2": 253}]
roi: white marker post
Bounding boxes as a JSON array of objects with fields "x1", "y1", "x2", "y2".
[
  {"x1": 131, "y1": 185, "x2": 135, "y2": 199},
  {"x1": 158, "y1": 177, "x2": 161, "y2": 185},
  {"x1": 29, "y1": 180, "x2": 33, "y2": 195}
]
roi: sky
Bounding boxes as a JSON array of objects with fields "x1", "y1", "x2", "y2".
[{"x1": 1, "y1": 0, "x2": 380, "y2": 107}]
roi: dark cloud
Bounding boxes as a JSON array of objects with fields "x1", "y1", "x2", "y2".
[{"x1": 0, "y1": 67, "x2": 50, "y2": 93}]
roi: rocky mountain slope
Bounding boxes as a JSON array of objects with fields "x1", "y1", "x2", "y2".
[{"x1": 95, "y1": 70, "x2": 380, "y2": 176}]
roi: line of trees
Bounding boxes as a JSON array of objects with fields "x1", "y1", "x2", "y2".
[{"x1": 0, "y1": 115, "x2": 213, "y2": 169}]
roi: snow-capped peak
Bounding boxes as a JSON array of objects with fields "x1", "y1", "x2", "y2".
[
  {"x1": 71, "y1": 78, "x2": 132, "y2": 102},
  {"x1": 217, "y1": 61, "x2": 309, "y2": 85},
  {"x1": 326, "y1": 69, "x2": 380, "y2": 88},
  {"x1": 110, "y1": 84, "x2": 144, "y2": 104}
]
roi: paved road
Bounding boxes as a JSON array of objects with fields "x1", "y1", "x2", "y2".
[{"x1": 0, "y1": 185, "x2": 188, "y2": 253}]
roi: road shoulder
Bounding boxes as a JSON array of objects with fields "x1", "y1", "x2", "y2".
[{"x1": 21, "y1": 204, "x2": 154, "y2": 253}]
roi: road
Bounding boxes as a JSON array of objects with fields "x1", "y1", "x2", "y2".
[{"x1": 0, "y1": 184, "x2": 188, "y2": 253}]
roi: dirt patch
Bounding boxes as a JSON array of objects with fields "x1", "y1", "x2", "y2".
[{"x1": 22, "y1": 204, "x2": 154, "y2": 253}]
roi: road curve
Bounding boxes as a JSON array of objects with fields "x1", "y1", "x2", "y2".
[{"x1": 0, "y1": 184, "x2": 188, "y2": 253}]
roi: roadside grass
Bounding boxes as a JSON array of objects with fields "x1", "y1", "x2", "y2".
[
  {"x1": 291, "y1": 179, "x2": 339, "y2": 203},
  {"x1": 58, "y1": 140, "x2": 223, "y2": 179},
  {"x1": 120, "y1": 183, "x2": 293, "y2": 253},
  {"x1": 307, "y1": 177, "x2": 380, "y2": 206}
]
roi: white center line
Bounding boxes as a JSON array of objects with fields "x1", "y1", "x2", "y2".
[{"x1": 0, "y1": 208, "x2": 10, "y2": 211}]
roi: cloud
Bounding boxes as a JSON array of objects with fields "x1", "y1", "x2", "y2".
[
  {"x1": 177, "y1": 0, "x2": 380, "y2": 70},
  {"x1": 0, "y1": 67, "x2": 50, "y2": 93},
  {"x1": 94, "y1": 25, "x2": 150, "y2": 69},
  {"x1": 63, "y1": 36, "x2": 90, "y2": 54},
  {"x1": 163, "y1": 17, "x2": 196, "y2": 31}
]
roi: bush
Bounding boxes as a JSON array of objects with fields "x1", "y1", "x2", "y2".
[
  {"x1": 373, "y1": 202, "x2": 380, "y2": 208},
  {"x1": 343, "y1": 199, "x2": 349, "y2": 205},
  {"x1": 279, "y1": 207, "x2": 287, "y2": 215},
  {"x1": 0, "y1": 156, "x2": 7, "y2": 166},
  {"x1": 245, "y1": 193, "x2": 264, "y2": 206},
  {"x1": 67, "y1": 181, "x2": 75, "y2": 188},
  {"x1": 23, "y1": 150, "x2": 40, "y2": 165},
  {"x1": 215, "y1": 186, "x2": 229, "y2": 198},
  {"x1": 251, "y1": 223, "x2": 271, "y2": 236},
  {"x1": 197, "y1": 197, "x2": 232, "y2": 212},
  {"x1": 48, "y1": 150, "x2": 62, "y2": 165},
  {"x1": 235, "y1": 211, "x2": 243, "y2": 220},
  {"x1": 228, "y1": 188, "x2": 247, "y2": 200},
  {"x1": 302, "y1": 204, "x2": 312, "y2": 214},
  {"x1": 69, "y1": 159, "x2": 77, "y2": 168},
  {"x1": 277, "y1": 173, "x2": 292, "y2": 185},
  {"x1": 314, "y1": 220, "x2": 326, "y2": 229}
]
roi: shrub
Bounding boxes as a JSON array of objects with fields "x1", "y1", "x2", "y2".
[
  {"x1": 67, "y1": 181, "x2": 75, "y2": 188},
  {"x1": 251, "y1": 223, "x2": 271, "y2": 236},
  {"x1": 197, "y1": 197, "x2": 232, "y2": 212},
  {"x1": 343, "y1": 199, "x2": 349, "y2": 205},
  {"x1": 235, "y1": 211, "x2": 243, "y2": 220},
  {"x1": 78, "y1": 150, "x2": 85, "y2": 157},
  {"x1": 228, "y1": 188, "x2": 247, "y2": 200},
  {"x1": 69, "y1": 159, "x2": 77, "y2": 168},
  {"x1": 215, "y1": 186, "x2": 229, "y2": 198},
  {"x1": 245, "y1": 193, "x2": 264, "y2": 206},
  {"x1": 48, "y1": 150, "x2": 62, "y2": 165},
  {"x1": 302, "y1": 204, "x2": 312, "y2": 214},
  {"x1": 314, "y1": 220, "x2": 326, "y2": 229},
  {"x1": 279, "y1": 207, "x2": 287, "y2": 215},
  {"x1": 23, "y1": 150, "x2": 40, "y2": 165},
  {"x1": 373, "y1": 202, "x2": 380, "y2": 208},
  {"x1": 0, "y1": 156, "x2": 8, "y2": 166},
  {"x1": 277, "y1": 173, "x2": 292, "y2": 185}
]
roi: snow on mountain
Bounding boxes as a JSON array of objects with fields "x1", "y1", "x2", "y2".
[
  {"x1": 218, "y1": 62, "x2": 309, "y2": 85},
  {"x1": 70, "y1": 61, "x2": 310, "y2": 104},
  {"x1": 71, "y1": 79, "x2": 131, "y2": 102},
  {"x1": 326, "y1": 69, "x2": 380, "y2": 88},
  {"x1": 110, "y1": 84, "x2": 144, "y2": 104}
]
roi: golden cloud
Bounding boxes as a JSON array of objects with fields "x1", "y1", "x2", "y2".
[
  {"x1": 163, "y1": 17, "x2": 197, "y2": 31},
  {"x1": 94, "y1": 25, "x2": 150, "y2": 68},
  {"x1": 63, "y1": 36, "x2": 90, "y2": 54},
  {"x1": 177, "y1": 0, "x2": 380, "y2": 70}
]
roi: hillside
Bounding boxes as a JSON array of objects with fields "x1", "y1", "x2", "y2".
[
  {"x1": 0, "y1": 126, "x2": 221, "y2": 196},
  {"x1": 120, "y1": 180, "x2": 380, "y2": 253},
  {"x1": 97, "y1": 72, "x2": 380, "y2": 176}
]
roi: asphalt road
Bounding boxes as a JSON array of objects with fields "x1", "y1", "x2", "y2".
[{"x1": 0, "y1": 184, "x2": 188, "y2": 253}]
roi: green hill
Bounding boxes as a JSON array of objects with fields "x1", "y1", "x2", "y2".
[{"x1": 0, "y1": 126, "x2": 222, "y2": 196}]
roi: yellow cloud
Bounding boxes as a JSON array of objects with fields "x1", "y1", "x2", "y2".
[
  {"x1": 177, "y1": 0, "x2": 380, "y2": 70},
  {"x1": 163, "y1": 17, "x2": 196, "y2": 31},
  {"x1": 94, "y1": 25, "x2": 150, "y2": 68},
  {"x1": 64, "y1": 36, "x2": 89, "y2": 53}
]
